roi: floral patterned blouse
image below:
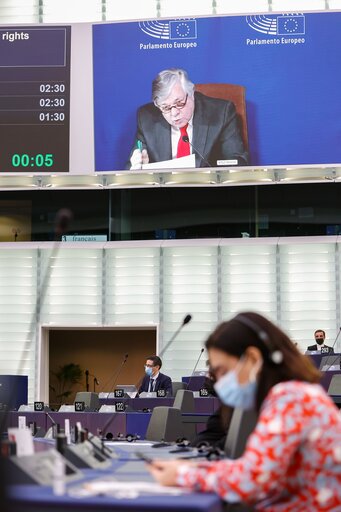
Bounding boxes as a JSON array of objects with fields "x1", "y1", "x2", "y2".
[{"x1": 176, "y1": 381, "x2": 341, "y2": 511}]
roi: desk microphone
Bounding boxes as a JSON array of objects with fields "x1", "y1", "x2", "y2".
[
  {"x1": 160, "y1": 314, "x2": 192, "y2": 358},
  {"x1": 322, "y1": 327, "x2": 341, "y2": 372},
  {"x1": 182, "y1": 136, "x2": 212, "y2": 168},
  {"x1": 85, "y1": 370, "x2": 89, "y2": 392},
  {"x1": 85, "y1": 370, "x2": 100, "y2": 391},
  {"x1": 186, "y1": 348, "x2": 205, "y2": 391},
  {"x1": 105, "y1": 353, "x2": 129, "y2": 398},
  {"x1": 45, "y1": 411, "x2": 60, "y2": 438}
]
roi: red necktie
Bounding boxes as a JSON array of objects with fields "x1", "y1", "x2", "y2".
[{"x1": 176, "y1": 124, "x2": 190, "y2": 158}]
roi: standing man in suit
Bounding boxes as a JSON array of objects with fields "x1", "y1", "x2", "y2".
[
  {"x1": 138, "y1": 355, "x2": 173, "y2": 396},
  {"x1": 129, "y1": 68, "x2": 248, "y2": 169},
  {"x1": 306, "y1": 329, "x2": 334, "y2": 353}
]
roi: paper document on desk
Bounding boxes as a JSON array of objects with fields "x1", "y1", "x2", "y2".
[
  {"x1": 142, "y1": 153, "x2": 195, "y2": 170},
  {"x1": 85, "y1": 480, "x2": 188, "y2": 494},
  {"x1": 69, "y1": 478, "x2": 189, "y2": 498}
]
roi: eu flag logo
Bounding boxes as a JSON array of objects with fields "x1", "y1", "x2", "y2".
[
  {"x1": 169, "y1": 20, "x2": 197, "y2": 40},
  {"x1": 277, "y1": 15, "x2": 305, "y2": 35}
]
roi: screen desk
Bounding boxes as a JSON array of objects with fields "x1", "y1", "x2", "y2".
[{"x1": 8, "y1": 440, "x2": 223, "y2": 512}]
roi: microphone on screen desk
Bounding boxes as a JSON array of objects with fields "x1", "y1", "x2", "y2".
[{"x1": 181, "y1": 136, "x2": 212, "y2": 168}]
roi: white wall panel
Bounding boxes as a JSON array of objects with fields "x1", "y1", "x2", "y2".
[
  {"x1": 162, "y1": 245, "x2": 218, "y2": 380},
  {"x1": 0, "y1": 1, "x2": 38, "y2": 23},
  {"x1": 216, "y1": 0, "x2": 269, "y2": 14},
  {"x1": 39, "y1": 248, "x2": 102, "y2": 325},
  {"x1": 160, "y1": 0, "x2": 213, "y2": 17},
  {"x1": 279, "y1": 242, "x2": 337, "y2": 351},
  {"x1": 0, "y1": 249, "x2": 37, "y2": 400},
  {"x1": 42, "y1": 0, "x2": 102, "y2": 22},
  {"x1": 221, "y1": 242, "x2": 278, "y2": 322},
  {"x1": 271, "y1": 0, "x2": 326, "y2": 10},
  {"x1": 106, "y1": 0, "x2": 159, "y2": 20},
  {"x1": 105, "y1": 247, "x2": 159, "y2": 325}
]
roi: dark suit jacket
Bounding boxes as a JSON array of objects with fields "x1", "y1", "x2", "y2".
[
  {"x1": 307, "y1": 344, "x2": 334, "y2": 353},
  {"x1": 128, "y1": 92, "x2": 248, "y2": 168},
  {"x1": 138, "y1": 372, "x2": 173, "y2": 395}
]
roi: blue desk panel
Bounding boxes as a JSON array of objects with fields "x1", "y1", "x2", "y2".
[{"x1": 9, "y1": 451, "x2": 222, "y2": 512}]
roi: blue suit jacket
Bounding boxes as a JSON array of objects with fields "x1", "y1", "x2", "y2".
[
  {"x1": 138, "y1": 372, "x2": 173, "y2": 396},
  {"x1": 128, "y1": 92, "x2": 248, "y2": 168}
]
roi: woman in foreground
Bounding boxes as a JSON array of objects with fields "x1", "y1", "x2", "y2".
[{"x1": 149, "y1": 312, "x2": 341, "y2": 511}]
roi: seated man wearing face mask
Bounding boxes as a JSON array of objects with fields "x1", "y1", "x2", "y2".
[
  {"x1": 138, "y1": 355, "x2": 173, "y2": 396},
  {"x1": 307, "y1": 329, "x2": 334, "y2": 353}
]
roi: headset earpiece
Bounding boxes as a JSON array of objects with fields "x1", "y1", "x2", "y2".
[{"x1": 235, "y1": 314, "x2": 283, "y2": 365}]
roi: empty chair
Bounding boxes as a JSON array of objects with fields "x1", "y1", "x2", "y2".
[
  {"x1": 74, "y1": 392, "x2": 100, "y2": 411},
  {"x1": 224, "y1": 408, "x2": 258, "y2": 459},
  {"x1": 173, "y1": 389, "x2": 195, "y2": 413},
  {"x1": 173, "y1": 389, "x2": 196, "y2": 442},
  {"x1": 145, "y1": 406, "x2": 183, "y2": 442},
  {"x1": 328, "y1": 375, "x2": 341, "y2": 395},
  {"x1": 172, "y1": 381, "x2": 186, "y2": 396},
  {"x1": 319, "y1": 355, "x2": 341, "y2": 371}
]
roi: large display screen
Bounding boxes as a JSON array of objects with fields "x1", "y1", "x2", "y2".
[
  {"x1": 1, "y1": 13, "x2": 340, "y2": 175},
  {"x1": 0, "y1": 26, "x2": 71, "y2": 173},
  {"x1": 93, "y1": 11, "x2": 341, "y2": 171}
]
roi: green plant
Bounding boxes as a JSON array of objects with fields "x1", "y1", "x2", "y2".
[{"x1": 50, "y1": 363, "x2": 83, "y2": 405}]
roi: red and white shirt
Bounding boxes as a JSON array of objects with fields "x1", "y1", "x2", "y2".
[{"x1": 176, "y1": 381, "x2": 341, "y2": 511}]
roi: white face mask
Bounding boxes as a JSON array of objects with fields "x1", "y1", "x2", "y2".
[
  {"x1": 214, "y1": 358, "x2": 262, "y2": 410},
  {"x1": 145, "y1": 366, "x2": 153, "y2": 377}
]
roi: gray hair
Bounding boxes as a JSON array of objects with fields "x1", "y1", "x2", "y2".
[{"x1": 152, "y1": 68, "x2": 195, "y2": 106}]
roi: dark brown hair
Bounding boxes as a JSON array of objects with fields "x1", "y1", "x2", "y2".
[
  {"x1": 146, "y1": 355, "x2": 162, "y2": 369},
  {"x1": 206, "y1": 312, "x2": 321, "y2": 411}
]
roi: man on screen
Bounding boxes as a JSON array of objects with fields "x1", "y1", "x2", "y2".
[
  {"x1": 128, "y1": 68, "x2": 248, "y2": 170},
  {"x1": 138, "y1": 355, "x2": 173, "y2": 396}
]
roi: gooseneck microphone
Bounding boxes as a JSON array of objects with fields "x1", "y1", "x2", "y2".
[
  {"x1": 328, "y1": 326, "x2": 341, "y2": 352},
  {"x1": 160, "y1": 314, "x2": 192, "y2": 357},
  {"x1": 85, "y1": 370, "x2": 100, "y2": 391},
  {"x1": 105, "y1": 353, "x2": 129, "y2": 398},
  {"x1": 186, "y1": 348, "x2": 205, "y2": 391},
  {"x1": 182, "y1": 135, "x2": 212, "y2": 168},
  {"x1": 322, "y1": 327, "x2": 341, "y2": 372},
  {"x1": 85, "y1": 370, "x2": 89, "y2": 392}
]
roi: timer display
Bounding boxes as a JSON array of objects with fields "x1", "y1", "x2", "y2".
[
  {"x1": 0, "y1": 26, "x2": 71, "y2": 173},
  {"x1": 11, "y1": 154, "x2": 54, "y2": 168}
]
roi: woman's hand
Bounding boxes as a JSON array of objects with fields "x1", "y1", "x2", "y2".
[{"x1": 147, "y1": 459, "x2": 195, "y2": 487}]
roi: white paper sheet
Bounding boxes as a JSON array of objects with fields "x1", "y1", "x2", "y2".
[{"x1": 142, "y1": 153, "x2": 195, "y2": 170}]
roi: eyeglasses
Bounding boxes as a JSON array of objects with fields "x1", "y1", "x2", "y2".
[{"x1": 157, "y1": 94, "x2": 188, "y2": 114}]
